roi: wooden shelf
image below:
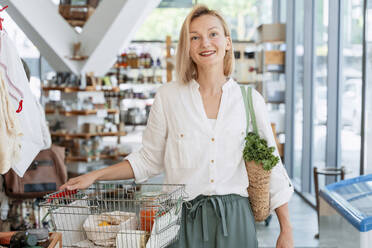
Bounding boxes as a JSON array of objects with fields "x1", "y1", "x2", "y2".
[
  {"x1": 46, "y1": 109, "x2": 119, "y2": 116},
  {"x1": 67, "y1": 19, "x2": 86, "y2": 27},
  {"x1": 42, "y1": 86, "x2": 120, "y2": 93},
  {"x1": 45, "y1": 109, "x2": 55, "y2": 114},
  {"x1": 66, "y1": 154, "x2": 123, "y2": 163},
  {"x1": 256, "y1": 40, "x2": 285, "y2": 45},
  {"x1": 238, "y1": 81, "x2": 257, "y2": 85},
  {"x1": 67, "y1": 55, "x2": 88, "y2": 61},
  {"x1": 52, "y1": 131, "x2": 126, "y2": 140}
]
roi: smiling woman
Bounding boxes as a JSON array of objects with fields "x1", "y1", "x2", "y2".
[
  {"x1": 176, "y1": 6, "x2": 234, "y2": 85},
  {"x1": 62, "y1": 4, "x2": 293, "y2": 248}
]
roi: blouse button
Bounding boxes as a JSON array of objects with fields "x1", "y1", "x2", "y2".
[
  {"x1": 180, "y1": 134, "x2": 184, "y2": 138},
  {"x1": 210, "y1": 179, "x2": 214, "y2": 183},
  {"x1": 241, "y1": 131, "x2": 245, "y2": 135},
  {"x1": 211, "y1": 138, "x2": 215, "y2": 142},
  {"x1": 211, "y1": 160, "x2": 214, "y2": 163}
]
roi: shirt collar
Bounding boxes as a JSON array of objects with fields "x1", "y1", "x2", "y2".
[{"x1": 189, "y1": 77, "x2": 235, "y2": 92}]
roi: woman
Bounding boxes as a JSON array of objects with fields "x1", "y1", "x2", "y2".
[{"x1": 61, "y1": 5, "x2": 294, "y2": 248}]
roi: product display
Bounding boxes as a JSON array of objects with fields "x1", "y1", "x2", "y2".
[
  {"x1": 112, "y1": 43, "x2": 168, "y2": 85},
  {"x1": 254, "y1": 24, "x2": 286, "y2": 160},
  {"x1": 232, "y1": 43, "x2": 257, "y2": 84},
  {"x1": 42, "y1": 73, "x2": 126, "y2": 167}
]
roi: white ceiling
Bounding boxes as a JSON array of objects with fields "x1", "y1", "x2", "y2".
[{"x1": 6, "y1": 0, "x2": 161, "y2": 76}]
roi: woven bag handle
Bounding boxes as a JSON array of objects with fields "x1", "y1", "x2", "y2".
[{"x1": 240, "y1": 86, "x2": 258, "y2": 134}]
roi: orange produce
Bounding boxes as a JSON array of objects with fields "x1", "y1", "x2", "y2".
[{"x1": 140, "y1": 208, "x2": 157, "y2": 232}]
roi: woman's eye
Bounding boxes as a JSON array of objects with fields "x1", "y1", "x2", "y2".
[
  {"x1": 210, "y1": 32, "x2": 218, "y2": 37},
  {"x1": 191, "y1": 36, "x2": 199, "y2": 41}
]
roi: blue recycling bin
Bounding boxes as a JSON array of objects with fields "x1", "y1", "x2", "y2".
[{"x1": 319, "y1": 174, "x2": 372, "y2": 248}]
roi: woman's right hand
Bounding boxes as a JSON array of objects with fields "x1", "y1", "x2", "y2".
[
  {"x1": 60, "y1": 172, "x2": 97, "y2": 191},
  {"x1": 59, "y1": 160, "x2": 135, "y2": 191}
]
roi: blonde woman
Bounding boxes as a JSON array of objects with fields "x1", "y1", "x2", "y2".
[{"x1": 61, "y1": 5, "x2": 294, "y2": 248}]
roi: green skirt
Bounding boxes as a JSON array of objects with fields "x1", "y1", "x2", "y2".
[{"x1": 168, "y1": 194, "x2": 258, "y2": 248}]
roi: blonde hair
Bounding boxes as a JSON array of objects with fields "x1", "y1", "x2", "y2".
[{"x1": 176, "y1": 4, "x2": 234, "y2": 84}]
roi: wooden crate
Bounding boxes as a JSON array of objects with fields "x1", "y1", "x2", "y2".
[
  {"x1": 256, "y1": 50, "x2": 285, "y2": 73},
  {"x1": 264, "y1": 51, "x2": 285, "y2": 65},
  {"x1": 257, "y1": 24, "x2": 286, "y2": 43}
]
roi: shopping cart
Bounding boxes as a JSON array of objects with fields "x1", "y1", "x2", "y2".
[{"x1": 40, "y1": 182, "x2": 186, "y2": 248}]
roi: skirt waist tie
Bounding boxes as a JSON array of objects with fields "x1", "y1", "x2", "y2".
[{"x1": 187, "y1": 196, "x2": 228, "y2": 242}]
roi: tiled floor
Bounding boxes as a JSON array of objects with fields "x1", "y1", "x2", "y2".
[{"x1": 256, "y1": 193, "x2": 319, "y2": 248}]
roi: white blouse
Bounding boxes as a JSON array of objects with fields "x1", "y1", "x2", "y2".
[{"x1": 126, "y1": 78, "x2": 293, "y2": 212}]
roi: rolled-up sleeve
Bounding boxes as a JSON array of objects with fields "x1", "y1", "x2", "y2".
[
  {"x1": 125, "y1": 87, "x2": 167, "y2": 182},
  {"x1": 252, "y1": 89, "x2": 294, "y2": 212}
]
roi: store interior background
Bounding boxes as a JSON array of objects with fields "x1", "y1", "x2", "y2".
[{"x1": 1, "y1": 0, "x2": 372, "y2": 247}]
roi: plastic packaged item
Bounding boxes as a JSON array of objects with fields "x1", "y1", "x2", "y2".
[
  {"x1": 116, "y1": 230, "x2": 149, "y2": 248},
  {"x1": 27, "y1": 228, "x2": 49, "y2": 242},
  {"x1": 9, "y1": 231, "x2": 38, "y2": 247},
  {"x1": 83, "y1": 211, "x2": 137, "y2": 246}
]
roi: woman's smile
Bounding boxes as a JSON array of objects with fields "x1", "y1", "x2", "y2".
[{"x1": 199, "y1": 50, "x2": 216, "y2": 57}]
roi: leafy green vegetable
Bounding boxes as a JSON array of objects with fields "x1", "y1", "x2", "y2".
[{"x1": 243, "y1": 132, "x2": 279, "y2": 171}]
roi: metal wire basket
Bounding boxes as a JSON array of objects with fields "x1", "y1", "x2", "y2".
[{"x1": 40, "y1": 182, "x2": 186, "y2": 248}]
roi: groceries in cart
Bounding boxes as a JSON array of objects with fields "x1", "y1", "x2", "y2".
[{"x1": 41, "y1": 182, "x2": 185, "y2": 248}]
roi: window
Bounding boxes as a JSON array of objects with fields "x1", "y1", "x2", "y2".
[
  {"x1": 341, "y1": 0, "x2": 363, "y2": 178},
  {"x1": 365, "y1": 1, "x2": 372, "y2": 174},
  {"x1": 313, "y1": 0, "x2": 328, "y2": 192},
  {"x1": 293, "y1": 0, "x2": 305, "y2": 186},
  {"x1": 134, "y1": 0, "x2": 273, "y2": 41}
]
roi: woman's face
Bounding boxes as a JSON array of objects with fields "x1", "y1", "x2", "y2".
[{"x1": 189, "y1": 14, "x2": 231, "y2": 70}]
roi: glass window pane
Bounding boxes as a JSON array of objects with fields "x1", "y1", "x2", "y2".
[
  {"x1": 134, "y1": 0, "x2": 272, "y2": 41},
  {"x1": 293, "y1": 0, "x2": 305, "y2": 186},
  {"x1": 134, "y1": 7, "x2": 191, "y2": 40},
  {"x1": 280, "y1": 0, "x2": 287, "y2": 23},
  {"x1": 341, "y1": 0, "x2": 363, "y2": 179},
  {"x1": 366, "y1": 2, "x2": 372, "y2": 174},
  {"x1": 313, "y1": 0, "x2": 328, "y2": 193}
]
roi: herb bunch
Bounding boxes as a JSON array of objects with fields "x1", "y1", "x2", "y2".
[{"x1": 243, "y1": 132, "x2": 279, "y2": 171}]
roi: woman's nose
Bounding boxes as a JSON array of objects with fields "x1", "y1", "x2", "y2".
[{"x1": 201, "y1": 37, "x2": 211, "y2": 48}]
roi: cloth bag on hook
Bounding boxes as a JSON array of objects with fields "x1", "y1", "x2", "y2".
[{"x1": 0, "y1": 31, "x2": 49, "y2": 177}]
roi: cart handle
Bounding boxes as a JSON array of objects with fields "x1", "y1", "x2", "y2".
[{"x1": 47, "y1": 189, "x2": 78, "y2": 202}]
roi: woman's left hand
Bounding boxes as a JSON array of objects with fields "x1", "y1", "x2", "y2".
[{"x1": 276, "y1": 229, "x2": 294, "y2": 248}]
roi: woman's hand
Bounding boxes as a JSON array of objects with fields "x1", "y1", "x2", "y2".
[
  {"x1": 59, "y1": 160, "x2": 135, "y2": 191},
  {"x1": 60, "y1": 172, "x2": 97, "y2": 191},
  {"x1": 276, "y1": 229, "x2": 294, "y2": 248}
]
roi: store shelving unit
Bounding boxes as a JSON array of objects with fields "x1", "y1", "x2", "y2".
[
  {"x1": 42, "y1": 86, "x2": 120, "y2": 93},
  {"x1": 51, "y1": 131, "x2": 126, "y2": 139},
  {"x1": 45, "y1": 109, "x2": 119, "y2": 116},
  {"x1": 66, "y1": 153, "x2": 128, "y2": 163},
  {"x1": 255, "y1": 24, "x2": 286, "y2": 159},
  {"x1": 42, "y1": 84, "x2": 125, "y2": 175}
]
